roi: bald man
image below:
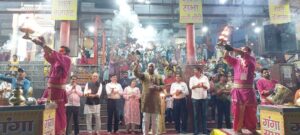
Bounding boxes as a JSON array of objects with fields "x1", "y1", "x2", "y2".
[
  {"x1": 84, "y1": 72, "x2": 102, "y2": 134},
  {"x1": 134, "y1": 63, "x2": 164, "y2": 135}
]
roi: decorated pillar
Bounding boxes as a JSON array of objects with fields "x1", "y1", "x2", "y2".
[
  {"x1": 93, "y1": 16, "x2": 100, "y2": 64},
  {"x1": 59, "y1": 21, "x2": 70, "y2": 47},
  {"x1": 179, "y1": 0, "x2": 203, "y2": 132},
  {"x1": 101, "y1": 31, "x2": 106, "y2": 67},
  {"x1": 186, "y1": 24, "x2": 196, "y2": 64}
]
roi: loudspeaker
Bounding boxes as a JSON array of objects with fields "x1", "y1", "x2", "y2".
[{"x1": 264, "y1": 22, "x2": 297, "y2": 52}]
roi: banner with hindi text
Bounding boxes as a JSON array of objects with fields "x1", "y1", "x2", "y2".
[
  {"x1": 0, "y1": 106, "x2": 55, "y2": 135},
  {"x1": 0, "y1": 110, "x2": 42, "y2": 135},
  {"x1": 42, "y1": 109, "x2": 56, "y2": 135},
  {"x1": 179, "y1": 0, "x2": 203, "y2": 24},
  {"x1": 269, "y1": 0, "x2": 291, "y2": 24},
  {"x1": 260, "y1": 106, "x2": 300, "y2": 135},
  {"x1": 260, "y1": 109, "x2": 284, "y2": 135},
  {"x1": 52, "y1": 0, "x2": 78, "y2": 20}
]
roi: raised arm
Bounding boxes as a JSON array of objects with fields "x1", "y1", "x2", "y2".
[
  {"x1": 231, "y1": 47, "x2": 245, "y2": 56},
  {"x1": 32, "y1": 36, "x2": 55, "y2": 63},
  {"x1": 133, "y1": 63, "x2": 145, "y2": 80},
  {"x1": 0, "y1": 74, "x2": 14, "y2": 83},
  {"x1": 224, "y1": 50, "x2": 238, "y2": 66}
]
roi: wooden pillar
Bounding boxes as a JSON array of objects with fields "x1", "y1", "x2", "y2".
[
  {"x1": 93, "y1": 16, "x2": 100, "y2": 64},
  {"x1": 186, "y1": 23, "x2": 196, "y2": 64},
  {"x1": 101, "y1": 31, "x2": 106, "y2": 67}
]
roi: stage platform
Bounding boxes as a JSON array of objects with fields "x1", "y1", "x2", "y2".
[
  {"x1": 210, "y1": 129, "x2": 261, "y2": 135},
  {"x1": 79, "y1": 130, "x2": 178, "y2": 135},
  {"x1": 79, "y1": 129, "x2": 261, "y2": 135}
]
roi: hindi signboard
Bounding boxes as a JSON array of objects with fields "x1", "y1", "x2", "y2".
[
  {"x1": 42, "y1": 109, "x2": 56, "y2": 135},
  {"x1": 52, "y1": 0, "x2": 78, "y2": 20},
  {"x1": 260, "y1": 105, "x2": 300, "y2": 135},
  {"x1": 179, "y1": 0, "x2": 203, "y2": 24},
  {"x1": 260, "y1": 109, "x2": 284, "y2": 135},
  {"x1": 269, "y1": 0, "x2": 291, "y2": 24},
  {"x1": 0, "y1": 106, "x2": 55, "y2": 135}
]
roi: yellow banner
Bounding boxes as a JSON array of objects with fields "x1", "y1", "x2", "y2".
[
  {"x1": 52, "y1": 0, "x2": 78, "y2": 20},
  {"x1": 42, "y1": 109, "x2": 56, "y2": 135},
  {"x1": 179, "y1": 0, "x2": 203, "y2": 24},
  {"x1": 0, "y1": 108, "x2": 56, "y2": 135},
  {"x1": 269, "y1": 0, "x2": 291, "y2": 24},
  {"x1": 0, "y1": 110, "x2": 43, "y2": 135},
  {"x1": 260, "y1": 110, "x2": 285, "y2": 135}
]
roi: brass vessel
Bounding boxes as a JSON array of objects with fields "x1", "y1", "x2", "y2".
[
  {"x1": 8, "y1": 87, "x2": 26, "y2": 106},
  {"x1": 19, "y1": 26, "x2": 35, "y2": 40}
]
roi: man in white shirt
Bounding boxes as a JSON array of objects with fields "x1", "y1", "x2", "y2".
[
  {"x1": 170, "y1": 74, "x2": 189, "y2": 133},
  {"x1": 84, "y1": 73, "x2": 102, "y2": 134},
  {"x1": 189, "y1": 67, "x2": 210, "y2": 135},
  {"x1": 65, "y1": 75, "x2": 83, "y2": 135},
  {"x1": 105, "y1": 74, "x2": 123, "y2": 134}
]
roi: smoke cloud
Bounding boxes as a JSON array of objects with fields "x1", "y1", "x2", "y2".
[{"x1": 106, "y1": 0, "x2": 175, "y2": 50}]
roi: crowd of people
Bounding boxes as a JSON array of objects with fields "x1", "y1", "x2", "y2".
[
  {"x1": 62, "y1": 43, "x2": 297, "y2": 135},
  {"x1": 1, "y1": 36, "x2": 300, "y2": 135}
]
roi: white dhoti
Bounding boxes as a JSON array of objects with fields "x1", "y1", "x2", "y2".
[{"x1": 84, "y1": 104, "x2": 101, "y2": 133}]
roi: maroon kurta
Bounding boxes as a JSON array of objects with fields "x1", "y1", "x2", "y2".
[{"x1": 42, "y1": 51, "x2": 71, "y2": 135}]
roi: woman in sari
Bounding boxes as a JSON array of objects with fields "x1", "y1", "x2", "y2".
[{"x1": 123, "y1": 80, "x2": 141, "y2": 134}]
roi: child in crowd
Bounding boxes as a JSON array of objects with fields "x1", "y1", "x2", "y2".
[{"x1": 165, "y1": 94, "x2": 174, "y2": 123}]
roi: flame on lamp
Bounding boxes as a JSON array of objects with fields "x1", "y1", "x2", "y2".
[
  {"x1": 19, "y1": 16, "x2": 39, "y2": 40},
  {"x1": 218, "y1": 26, "x2": 232, "y2": 45}
]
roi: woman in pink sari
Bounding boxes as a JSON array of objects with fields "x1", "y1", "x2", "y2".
[{"x1": 123, "y1": 80, "x2": 141, "y2": 134}]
